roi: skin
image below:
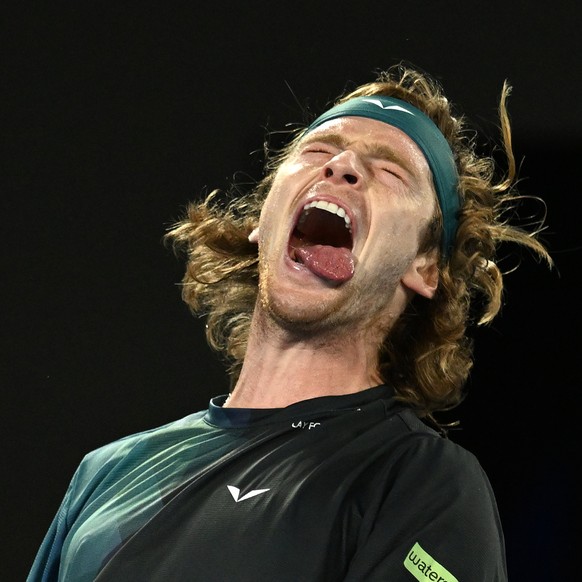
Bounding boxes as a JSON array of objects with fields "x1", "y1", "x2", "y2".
[{"x1": 225, "y1": 117, "x2": 439, "y2": 409}]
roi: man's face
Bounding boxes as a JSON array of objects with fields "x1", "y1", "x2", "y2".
[{"x1": 253, "y1": 116, "x2": 438, "y2": 338}]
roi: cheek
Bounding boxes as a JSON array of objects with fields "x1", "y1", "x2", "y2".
[
  {"x1": 258, "y1": 183, "x2": 282, "y2": 232},
  {"x1": 257, "y1": 187, "x2": 291, "y2": 253},
  {"x1": 375, "y1": 210, "x2": 423, "y2": 254},
  {"x1": 258, "y1": 163, "x2": 306, "y2": 237},
  {"x1": 259, "y1": 168, "x2": 293, "y2": 222},
  {"x1": 380, "y1": 195, "x2": 435, "y2": 248}
]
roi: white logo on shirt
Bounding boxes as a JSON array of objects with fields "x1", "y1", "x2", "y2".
[
  {"x1": 291, "y1": 420, "x2": 321, "y2": 430},
  {"x1": 227, "y1": 485, "x2": 270, "y2": 502}
]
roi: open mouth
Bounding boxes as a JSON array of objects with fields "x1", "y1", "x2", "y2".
[{"x1": 288, "y1": 200, "x2": 355, "y2": 282}]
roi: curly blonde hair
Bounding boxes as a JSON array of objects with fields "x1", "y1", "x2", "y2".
[{"x1": 165, "y1": 63, "x2": 551, "y2": 420}]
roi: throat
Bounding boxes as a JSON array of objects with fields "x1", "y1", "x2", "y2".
[{"x1": 229, "y1": 333, "x2": 379, "y2": 408}]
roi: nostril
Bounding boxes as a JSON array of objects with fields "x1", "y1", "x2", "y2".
[
  {"x1": 344, "y1": 174, "x2": 357, "y2": 185},
  {"x1": 324, "y1": 168, "x2": 333, "y2": 178}
]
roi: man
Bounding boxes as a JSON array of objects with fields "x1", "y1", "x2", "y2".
[{"x1": 28, "y1": 64, "x2": 550, "y2": 581}]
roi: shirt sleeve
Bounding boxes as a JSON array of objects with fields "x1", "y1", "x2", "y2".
[
  {"x1": 26, "y1": 438, "x2": 126, "y2": 582},
  {"x1": 343, "y1": 433, "x2": 508, "y2": 582},
  {"x1": 26, "y1": 416, "x2": 208, "y2": 582},
  {"x1": 26, "y1": 467, "x2": 80, "y2": 582}
]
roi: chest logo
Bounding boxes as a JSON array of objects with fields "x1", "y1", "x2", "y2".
[
  {"x1": 227, "y1": 485, "x2": 270, "y2": 503},
  {"x1": 291, "y1": 420, "x2": 321, "y2": 430}
]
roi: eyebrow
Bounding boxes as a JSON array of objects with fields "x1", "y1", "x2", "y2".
[{"x1": 299, "y1": 131, "x2": 417, "y2": 177}]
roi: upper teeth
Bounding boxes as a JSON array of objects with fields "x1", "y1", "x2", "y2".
[{"x1": 303, "y1": 200, "x2": 351, "y2": 230}]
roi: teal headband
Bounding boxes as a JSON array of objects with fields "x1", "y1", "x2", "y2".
[{"x1": 306, "y1": 96, "x2": 460, "y2": 257}]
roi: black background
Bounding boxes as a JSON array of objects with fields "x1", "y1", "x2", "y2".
[{"x1": 3, "y1": 1, "x2": 581, "y2": 580}]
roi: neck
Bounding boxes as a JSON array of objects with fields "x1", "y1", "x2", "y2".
[{"x1": 225, "y1": 311, "x2": 384, "y2": 409}]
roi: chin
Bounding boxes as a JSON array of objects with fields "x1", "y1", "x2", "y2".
[{"x1": 258, "y1": 284, "x2": 357, "y2": 337}]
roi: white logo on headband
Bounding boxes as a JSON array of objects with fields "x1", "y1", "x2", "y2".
[{"x1": 362, "y1": 98, "x2": 414, "y2": 115}]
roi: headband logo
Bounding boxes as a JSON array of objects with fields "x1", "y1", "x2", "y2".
[{"x1": 361, "y1": 98, "x2": 414, "y2": 115}]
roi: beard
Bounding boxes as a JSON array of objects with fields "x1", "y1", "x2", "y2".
[{"x1": 255, "y1": 259, "x2": 406, "y2": 345}]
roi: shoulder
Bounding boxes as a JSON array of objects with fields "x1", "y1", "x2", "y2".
[
  {"x1": 71, "y1": 410, "x2": 209, "y2": 493},
  {"x1": 381, "y1": 407, "x2": 494, "y2": 495}
]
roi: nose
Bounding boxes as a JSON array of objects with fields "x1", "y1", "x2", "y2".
[{"x1": 321, "y1": 150, "x2": 363, "y2": 187}]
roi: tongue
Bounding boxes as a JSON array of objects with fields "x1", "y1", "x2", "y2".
[{"x1": 295, "y1": 245, "x2": 354, "y2": 282}]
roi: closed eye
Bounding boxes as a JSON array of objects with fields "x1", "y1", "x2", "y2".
[
  {"x1": 299, "y1": 137, "x2": 342, "y2": 157},
  {"x1": 379, "y1": 165, "x2": 403, "y2": 180},
  {"x1": 302, "y1": 143, "x2": 339, "y2": 156}
]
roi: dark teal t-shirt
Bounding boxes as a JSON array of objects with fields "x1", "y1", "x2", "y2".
[{"x1": 28, "y1": 385, "x2": 507, "y2": 581}]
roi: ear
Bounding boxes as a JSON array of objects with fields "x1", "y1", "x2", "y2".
[
  {"x1": 401, "y1": 252, "x2": 439, "y2": 299},
  {"x1": 248, "y1": 227, "x2": 260, "y2": 244}
]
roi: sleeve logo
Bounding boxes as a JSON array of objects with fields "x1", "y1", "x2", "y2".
[{"x1": 404, "y1": 542, "x2": 459, "y2": 582}]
